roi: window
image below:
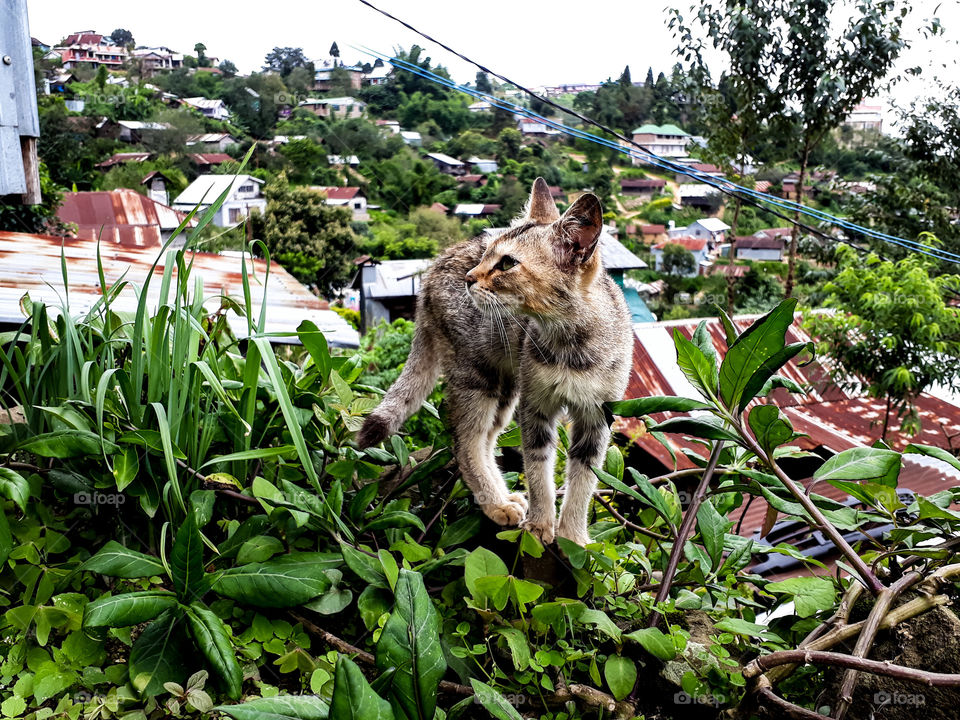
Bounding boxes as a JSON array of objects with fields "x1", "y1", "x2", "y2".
[
  {"x1": 354, "y1": 201, "x2": 362, "y2": 209},
  {"x1": 238, "y1": 184, "x2": 254, "y2": 193},
  {"x1": 228, "y1": 208, "x2": 242, "y2": 223}
]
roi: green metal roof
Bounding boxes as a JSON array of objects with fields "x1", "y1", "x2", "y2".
[{"x1": 631, "y1": 123, "x2": 689, "y2": 137}]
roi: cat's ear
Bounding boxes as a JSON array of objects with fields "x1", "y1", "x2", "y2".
[
  {"x1": 554, "y1": 192, "x2": 603, "y2": 265},
  {"x1": 524, "y1": 177, "x2": 560, "y2": 224}
]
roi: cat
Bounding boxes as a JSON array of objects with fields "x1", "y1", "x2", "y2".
[{"x1": 356, "y1": 178, "x2": 634, "y2": 546}]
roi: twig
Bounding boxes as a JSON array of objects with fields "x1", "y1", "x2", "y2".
[
  {"x1": 755, "y1": 679, "x2": 828, "y2": 720},
  {"x1": 4, "y1": 461, "x2": 44, "y2": 473},
  {"x1": 290, "y1": 611, "x2": 473, "y2": 697},
  {"x1": 648, "y1": 441, "x2": 725, "y2": 629},
  {"x1": 593, "y1": 492, "x2": 670, "y2": 541},
  {"x1": 746, "y1": 649, "x2": 960, "y2": 686},
  {"x1": 835, "y1": 571, "x2": 921, "y2": 719}
]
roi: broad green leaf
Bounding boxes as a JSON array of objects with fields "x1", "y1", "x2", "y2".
[
  {"x1": 604, "y1": 655, "x2": 637, "y2": 701},
  {"x1": 625, "y1": 627, "x2": 677, "y2": 661},
  {"x1": 83, "y1": 541, "x2": 164, "y2": 579},
  {"x1": 916, "y1": 496, "x2": 960, "y2": 522},
  {"x1": 363, "y1": 511, "x2": 425, "y2": 534},
  {"x1": 305, "y1": 570, "x2": 353, "y2": 615},
  {"x1": 83, "y1": 591, "x2": 178, "y2": 628},
  {"x1": 766, "y1": 576, "x2": 837, "y2": 618},
  {"x1": 128, "y1": 609, "x2": 191, "y2": 696},
  {"x1": 341, "y1": 543, "x2": 389, "y2": 588},
  {"x1": 695, "y1": 500, "x2": 728, "y2": 571},
  {"x1": 813, "y1": 447, "x2": 902, "y2": 488},
  {"x1": 738, "y1": 342, "x2": 813, "y2": 412},
  {"x1": 438, "y1": 514, "x2": 482, "y2": 549},
  {"x1": 185, "y1": 603, "x2": 242, "y2": 700},
  {"x1": 469, "y1": 679, "x2": 523, "y2": 720},
  {"x1": 18, "y1": 430, "x2": 116, "y2": 458},
  {"x1": 494, "y1": 627, "x2": 530, "y2": 670},
  {"x1": 748, "y1": 405, "x2": 795, "y2": 455},
  {"x1": 578, "y1": 608, "x2": 622, "y2": 641},
  {"x1": 827, "y1": 480, "x2": 903, "y2": 513},
  {"x1": 604, "y1": 446, "x2": 624, "y2": 481},
  {"x1": 330, "y1": 655, "x2": 394, "y2": 720},
  {"x1": 357, "y1": 586, "x2": 393, "y2": 631},
  {"x1": 375, "y1": 569, "x2": 446, "y2": 720},
  {"x1": 674, "y1": 329, "x2": 718, "y2": 397},
  {"x1": 171, "y1": 512, "x2": 205, "y2": 602},
  {"x1": 715, "y1": 305, "x2": 738, "y2": 346},
  {"x1": 649, "y1": 416, "x2": 741, "y2": 444},
  {"x1": 199, "y1": 446, "x2": 297, "y2": 468},
  {"x1": 607, "y1": 396, "x2": 713, "y2": 417},
  {"x1": 379, "y1": 549, "x2": 399, "y2": 591},
  {"x1": 212, "y1": 553, "x2": 338, "y2": 607},
  {"x1": 113, "y1": 446, "x2": 139, "y2": 492},
  {"x1": 718, "y1": 298, "x2": 797, "y2": 411},
  {"x1": 464, "y1": 547, "x2": 508, "y2": 597},
  {"x1": 0, "y1": 468, "x2": 29, "y2": 511},
  {"x1": 298, "y1": 320, "x2": 332, "y2": 383},
  {"x1": 215, "y1": 695, "x2": 330, "y2": 720},
  {"x1": 237, "y1": 536, "x2": 285, "y2": 565},
  {"x1": 904, "y1": 443, "x2": 960, "y2": 473},
  {"x1": 713, "y1": 617, "x2": 783, "y2": 642}
]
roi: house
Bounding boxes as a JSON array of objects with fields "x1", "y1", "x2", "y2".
[
  {"x1": 141, "y1": 170, "x2": 175, "y2": 205},
  {"x1": 327, "y1": 155, "x2": 360, "y2": 168},
  {"x1": 844, "y1": 102, "x2": 883, "y2": 133},
  {"x1": 186, "y1": 133, "x2": 238, "y2": 153},
  {"x1": 189, "y1": 153, "x2": 234, "y2": 172},
  {"x1": 101, "y1": 120, "x2": 171, "y2": 144},
  {"x1": 468, "y1": 101, "x2": 493, "y2": 113},
  {"x1": 131, "y1": 46, "x2": 183, "y2": 75},
  {"x1": 172, "y1": 175, "x2": 266, "y2": 227},
  {"x1": 468, "y1": 157, "x2": 499, "y2": 174},
  {"x1": 298, "y1": 97, "x2": 366, "y2": 119},
  {"x1": 517, "y1": 117, "x2": 560, "y2": 136},
  {"x1": 0, "y1": 230, "x2": 358, "y2": 347},
  {"x1": 677, "y1": 163, "x2": 724, "y2": 182},
  {"x1": 457, "y1": 174, "x2": 487, "y2": 189},
  {"x1": 182, "y1": 97, "x2": 231, "y2": 122},
  {"x1": 312, "y1": 186, "x2": 368, "y2": 220},
  {"x1": 95, "y1": 152, "x2": 153, "y2": 169},
  {"x1": 55, "y1": 32, "x2": 127, "y2": 70},
  {"x1": 619, "y1": 177, "x2": 666, "y2": 200},
  {"x1": 734, "y1": 235, "x2": 785, "y2": 261},
  {"x1": 453, "y1": 204, "x2": 501, "y2": 217},
  {"x1": 548, "y1": 186, "x2": 567, "y2": 204},
  {"x1": 1, "y1": 8, "x2": 40, "y2": 203},
  {"x1": 427, "y1": 153, "x2": 467, "y2": 176},
  {"x1": 57, "y1": 189, "x2": 196, "y2": 246},
  {"x1": 314, "y1": 61, "x2": 363, "y2": 92},
  {"x1": 375, "y1": 119, "x2": 400, "y2": 134},
  {"x1": 351, "y1": 257, "x2": 433, "y2": 332},
  {"x1": 629, "y1": 124, "x2": 691, "y2": 164},
  {"x1": 670, "y1": 217, "x2": 731, "y2": 245},
  {"x1": 363, "y1": 63, "x2": 391, "y2": 86},
  {"x1": 400, "y1": 131, "x2": 422, "y2": 147},
  {"x1": 678, "y1": 183, "x2": 722, "y2": 212},
  {"x1": 650, "y1": 236, "x2": 710, "y2": 276}
]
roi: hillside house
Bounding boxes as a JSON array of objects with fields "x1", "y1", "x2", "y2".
[
  {"x1": 677, "y1": 162, "x2": 724, "y2": 182},
  {"x1": 312, "y1": 186, "x2": 368, "y2": 220},
  {"x1": 327, "y1": 155, "x2": 360, "y2": 168},
  {"x1": 468, "y1": 157, "x2": 499, "y2": 174},
  {"x1": 299, "y1": 97, "x2": 365, "y2": 119},
  {"x1": 363, "y1": 63, "x2": 391, "y2": 86},
  {"x1": 630, "y1": 124, "x2": 691, "y2": 164},
  {"x1": 352, "y1": 257, "x2": 433, "y2": 332},
  {"x1": 639, "y1": 224, "x2": 667, "y2": 243},
  {"x1": 189, "y1": 153, "x2": 234, "y2": 172},
  {"x1": 182, "y1": 97, "x2": 230, "y2": 122},
  {"x1": 95, "y1": 152, "x2": 153, "y2": 169},
  {"x1": 97, "y1": 120, "x2": 171, "y2": 144},
  {"x1": 457, "y1": 175, "x2": 486, "y2": 189},
  {"x1": 131, "y1": 46, "x2": 183, "y2": 75},
  {"x1": 172, "y1": 175, "x2": 266, "y2": 227},
  {"x1": 468, "y1": 101, "x2": 493, "y2": 112},
  {"x1": 844, "y1": 102, "x2": 883, "y2": 133},
  {"x1": 670, "y1": 217, "x2": 730, "y2": 246},
  {"x1": 734, "y1": 235, "x2": 785, "y2": 261},
  {"x1": 620, "y1": 177, "x2": 666, "y2": 200},
  {"x1": 400, "y1": 130, "x2": 422, "y2": 147},
  {"x1": 141, "y1": 170, "x2": 174, "y2": 205},
  {"x1": 314, "y1": 61, "x2": 363, "y2": 91},
  {"x1": 427, "y1": 153, "x2": 466, "y2": 176},
  {"x1": 186, "y1": 133, "x2": 238, "y2": 153},
  {"x1": 454, "y1": 204, "x2": 501, "y2": 218},
  {"x1": 517, "y1": 117, "x2": 560, "y2": 136},
  {"x1": 55, "y1": 32, "x2": 126, "y2": 70},
  {"x1": 651, "y1": 236, "x2": 710, "y2": 276},
  {"x1": 678, "y1": 183, "x2": 722, "y2": 212},
  {"x1": 58, "y1": 189, "x2": 196, "y2": 246}
]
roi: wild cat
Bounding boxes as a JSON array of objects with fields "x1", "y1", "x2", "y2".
[{"x1": 357, "y1": 178, "x2": 633, "y2": 546}]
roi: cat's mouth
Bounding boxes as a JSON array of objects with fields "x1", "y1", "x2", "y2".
[{"x1": 467, "y1": 285, "x2": 518, "y2": 315}]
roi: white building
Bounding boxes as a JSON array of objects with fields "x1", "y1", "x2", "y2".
[
  {"x1": 173, "y1": 175, "x2": 266, "y2": 227},
  {"x1": 299, "y1": 97, "x2": 366, "y2": 119},
  {"x1": 183, "y1": 97, "x2": 231, "y2": 122},
  {"x1": 468, "y1": 157, "x2": 499, "y2": 174},
  {"x1": 630, "y1": 124, "x2": 691, "y2": 165},
  {"x1": 186, "y1": 133, "x2": 239, "y2": 153},
  {"x1": 651, "y1": 236, "x2": 710, "y2": 276},
  {"x1": 844, "y1": 103, "x2": 883, "y2": 133},
  {"x1": 311, "y1": 186, "x2": 368, "y2": 220},
  {"x1": 400, "y1": 130, "x2": 422, "y2": 147},
  {"x1": 669, "y1": 217, "x2": 731, "y2": 245}
]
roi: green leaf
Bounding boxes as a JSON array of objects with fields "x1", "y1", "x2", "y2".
[
  {"x1": 199, "y1": 446, "x2": 297, "y2": 468},
  {"x1": 748, "y1": 405, "x2": 796, "y2": 455},
  {"x1": 607, "y1": 396, "x2": 713, "y2": 417},
  {"x1": 212, "y1": 553, "x2": 338, "y2": 608},
  {"x1": 469, "y1": 679, "x2": 523, "y2": 720},
  {"x1": 185, "y1": 603, "x2": 242, "y2": 700},
  {"x1": 766, "y1": 576, "x2": 837, "y2": 618},
  {"x1": 738, "y1": 342, "x2": 813, "y2": 412},
  {"x1": 375, "y1": 569, "x2": 446, "y2": 720},
  {"x1": 438, "y1": 514, "x2": 482, "y2": 549},
  {"x1": 625, "y1": 627, "x2": 677, "y2": 661},
  {"x1": 0, "y1": 468, "x2": 29, "y2": 511},
  {"x1": 904, "y1": 443, "x2": 960, "y2": 473},
  {"x1": 696, "y1": 500, "x2": 728, "y2": 571},
  {"x1": 129, "y1": 609, "x2": 191, "y2": 696},
  {"x1": 298, "y1": 320, "x2": 332, "y2": 383},
  {"x1": 494, "y1": 627, "x2": 530, "y2": 670},
  {"x1": 827, "y1": 480, "x2": 903, "y2": 513},
  {"x1": 18, "y1": 429, "x2": 116, "y2": 458},
  {"x1": 578, "y1": 608, "x2": 622, "y2": 641},
  {"x1": 215, "y1": 695, "x2": 330, "y2": 720},
  {"x1": 171, "y1": 512, "x2": 205, "y2": 602},
  {"x1": 330, "y1": 655, "x2": 395, "y2": 720},
  {"x1": 237, "y1": 536, "x2": 285, "y2": 565},
  {"x1": 341, "y1": 543, "x2": 389, "y2": 588},
  {"x1": 604, "y1": 655, "x2": 637, "y2": 701},
  {"x1": 813, "y1": 447, "x2": 902, "y2": 488},
  {"x1": 674, "y1": 328, "x2": 718, "y2": 397},
  {"x1": 83, "y1": 540, "x2": 165, "y2": 579},
  {"x1": 715, "y1": 305, "x2": 738, "y2": 346},
  {"x1": 83, "y1": 591, "x2": 178, "y2": 628},
  {"x1": 718, "y1": 298, "x2": 798, "y2": 411},
  {"x1": 649, "y1": 416, "x2": 741, "y2": 444},
  {"x1": 112, "y1": 446, "x2": 139, "y2": 491},
  {"x1": 713, "y1": 617, "x2": 783, "y2": 642},
  {"x1": 464, "y1": 547, "x2": 508, "y2": 597}
]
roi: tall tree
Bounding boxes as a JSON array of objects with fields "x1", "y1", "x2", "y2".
[
  {"x1": 672, "y1": 0, "x2": 911, "y2": 296},
  {"x1": 263, "y1": 47, "x2": 312, "y2": 78},
  {"x1": 194, "y1": 42, "x2": 208, "y2": 67},
  {"x1": 475, "y1": 71, "x2": 492, "y2": 94},
  {"x1": 329, "y1": 41, "x2": 340, "y2": 64},
  {"x1": 110, "y1": 28, "x2": 134, "y2": 47},
  {"x1": 218, "y1": 60, "x2": 238, "y2": 78}
]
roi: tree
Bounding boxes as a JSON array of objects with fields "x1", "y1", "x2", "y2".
[
  {"x1": 249, "y1": 176, "x2": 357, "y2": 296},
  {"x1": 110, "y1": 28, "x2": 134, "y2": 47},
  {"x1": 804, "y1": 245, "x2": 960, "y2": 438},
  {"x1": 329, "y1": 42, "x2": 340, "y2": 63},
  {"x1": 263, "y1": 47, "x2": 312, "y2": 78},
  {"x1": 194, "y1": 42, "x2": 208, "y2": 67},
  {"x1": 672, "y1": 0, "x2": 911, "y2": 297},
  {"x1": 475, "y1": 71, "x2": 492, "y2": 94},
  {"x1": 218, "y1": 60, "x2": 238, "y2": 78},
  {"x1": 660, "y1": 243, "x2": 697, "y2": 276}
]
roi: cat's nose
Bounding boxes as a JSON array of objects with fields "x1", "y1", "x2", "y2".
[{"x1": 465, "y1": 270, "x2": 478, "y2": 286}]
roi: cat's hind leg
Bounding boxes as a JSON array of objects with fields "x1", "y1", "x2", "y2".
[{"x1": 447, "y1": 375, "x2": 526, "y2": 527}]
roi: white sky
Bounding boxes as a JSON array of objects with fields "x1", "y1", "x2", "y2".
[{"x1": 27, "y1": 0, "x2": 960, "y2": 121}]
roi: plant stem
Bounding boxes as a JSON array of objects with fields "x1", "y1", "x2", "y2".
[
  {"x1": 746, "y1": 649, "x2": 960, "y2": 686},
  {"x1": 647, "y1": 441, "x2": 724, "y2": 629},
  {"x1": 593, "y1": 492, "x2": 670, "y2": 541}
]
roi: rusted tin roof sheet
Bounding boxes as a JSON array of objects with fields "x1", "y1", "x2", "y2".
[
  {"x1": 58, "y1": 190, "x2": 196, "y2": 248},
  {"x1": 0, "y1": 231, "x2": 358, "y2": 347}
]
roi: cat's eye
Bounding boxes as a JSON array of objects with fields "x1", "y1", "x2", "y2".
[{"x1": 495, "y1": 255, "x2": 519, "y2": 272}]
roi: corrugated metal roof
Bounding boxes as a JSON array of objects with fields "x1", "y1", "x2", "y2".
[
  {"x1": 362, "y1": 258, "x2": 433, "y2": 299},
  {"x1": 95, "y1": 152, "x2": 152, "y2": 168},
  {"x1": 58, "y1": 190, "x2": 196, "y2": 248},
  {"x1": 173, "y1": 175, "x2": 263, "y2": 206},
  {"x1": 617, "y1": 315, "x2": 960, "y2": 537},
  {"x1": 0, "y1": 231, "x2": 358, "y2": 347},
  {"x1": 481, "y1": 227, "x2": 646, "y2": 271},
  {"x1": 312, "y1": 186, "x2": 361, "y2": 201},
  {"x1": 653, "y1": 236, "x2": 707, "y2": 252}
]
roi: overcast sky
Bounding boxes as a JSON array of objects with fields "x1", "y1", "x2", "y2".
[{"x1": 27, "y1": 0, "x2": 960, "y2": 122}]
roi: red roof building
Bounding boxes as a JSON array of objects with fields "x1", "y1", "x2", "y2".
[
  {"x1": 189, "y1": 153, "x2": 234, "y2": 169},
  {"x1": 652, "y1": 236, "x2": 707, "y2": 252},
  {"x1": 96, "y1": 152, "x2": 152, "y2": 169},
  {"x1": 57, "y1": 189, "x2": 195, "y2": 247}
]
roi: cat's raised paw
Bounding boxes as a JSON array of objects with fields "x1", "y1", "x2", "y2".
[
  {"x1": 506, "y1": 492, "x2": 528, "y2": 511},
  {"x1": 520, "y1": 517, "x2": 555, "y2": 545},
  {"x1": 485, "y1": 498, "x2": 526, "y2": 527}
]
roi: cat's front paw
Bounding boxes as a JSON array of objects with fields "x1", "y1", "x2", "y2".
[
  {"x1": 520, "y1": 516, "x2": 555, "y2": 545},
  {"x1": 485, "y1": 497, "x2": 526, "y2": 527}
]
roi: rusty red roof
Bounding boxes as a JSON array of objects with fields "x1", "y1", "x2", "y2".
[
  {"x1": 312, "y1": 186, "x2": 362, "y2": 201},
  {"x1": 653, "y1": 236, "x2": 707, "y2": 252},
  {"x1": 189, "y1": 153, "x2": 233, "y2": 166},
  {"x1": 641, "y1": 224, "x2": 666, "y2": 234},
  {"x1": 58, "y1": 190, "x2": 195, "y2": 249},
  {"x1": 621, "y1": 178, "x2": 666, "y2": 189},
  {"x1": 96, "y1": 152, "x2": 152, "y2": 168}
]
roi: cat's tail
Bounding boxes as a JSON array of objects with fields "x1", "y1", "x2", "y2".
[{"x1": 356, "y1": 326, "x2": 441, "y2": 448}]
